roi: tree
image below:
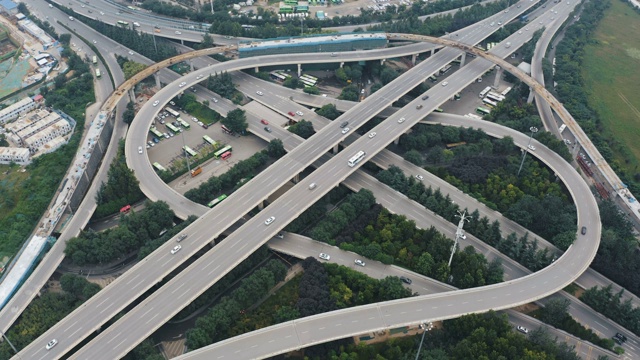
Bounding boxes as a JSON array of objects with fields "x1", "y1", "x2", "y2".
[
  {"x1": 122, "y1": 101, "x2": 135, "y2": 124},
  {"x1": 122, "y1": 61, "x2": 147, "y2": 80},
  {"x1": 288, "y1": 120, "x2": 315, "y2": 139},
  {"x1": 267, "y1": 139, "x2": 286, "y2": 158},
  {"x1": 303, "y1": 86, "x2": 320, "y2": 95},
  {"x1": 59, "y1": 33, "x2": 71, "y2": 46},
  {"x1": 540, "y1": 297, "x2": 570, "y2": 327},
  {"x1": 222, "y1": 109, "x2": 248, "y2": 134},
  {"x1": 403, "y1": 149, "x2": 423, "y2": 166},
  {"x1": 316, "y1": 104, "x2": 341, "y2": 120}
]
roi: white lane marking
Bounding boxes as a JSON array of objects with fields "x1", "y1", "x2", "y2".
[
  {"x1": 64, "y1": 320, "x2": 79, "y2": 332},
  {"x1": 145, "y1": 313, "x2": 159, "y2": 324}
]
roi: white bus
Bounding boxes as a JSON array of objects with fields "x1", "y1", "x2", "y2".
[
  {"x1": 483, "y1": 98, "x2": 498, "y2": 107},
  {"x1": 347, "y1": 151, "x2": 366, "y2": 167},
  {"x1": 165, "y1": 107, "x2": 180, "y2": 117},
  {"x1": 558, "y1": 124, "x2": 567, "y2": 133},
  {"x1": 487, "y1": 91, "x2": 505, "y2": 100},
  {"x1": 479, "y1": 86, "x2": 492, "y2": 98},
  {"x1": 486, "y1": 93, "x2": 504, "y2": 103},
  {"x1": 500, "y1": 87, "x2": 512, "y2": 97},
  {"x1": 439, "y1": 64, "x2": 452, "y2": 75}
]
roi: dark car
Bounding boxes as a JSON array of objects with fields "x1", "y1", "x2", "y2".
[
  {"x1": 613, "y1": 336, "x2": 623, "y2": 345},
  {"x1": 422, "y1": 95, "x2": 429, "y2": 100},
  {"x1": 340, "y1": 121, "x2": 349, "y2": 128},
  {"x1": 399, "y1": 276, "x2": 412, "y2": 284},
  {"x1": 614, "y1": 333, "x2": 627, "y2": 342},
  {"x1": 264, "y1": 126, "x2": 272, "y2": 133},
  {"x1": 581, "y1": 226, "x2": 587, "y2": 235},
  {"x1": 152, "y1": 137, "x2": 159, "y2": 143}
]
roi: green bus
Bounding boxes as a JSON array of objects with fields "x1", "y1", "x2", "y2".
[
  {"x1": 203, "y1": 135, "x2": 217, "y2": 146},
  {"x1": 476, "y1": 107, "x2": 491, "y2": 115},
  {"x1": 117, "y1": 20, "x2": 129, "y2": 27},
  {"x1": 213, "y1": 145, "x2": 232, "y2": 158},
  {"x1": 166, "y1": 123, "x2": 180, "y2": 133},
  {"x1": 149, "y1": 127, "x2": 163, "y2": 138},
  {"x1": 183, "y1": 146, "x2": 197, "y2": 157},
  {"x1": 433, "y1": 108, "x2": 443, "y2": 113},
  {"x1": 428, "y1": 75, "x2": 438, "y2": 82},
  {"x1": 153, "y1": 162, "x2": 167, "y2": 172},
  {"x1": 208, "y1": 194, "x2": 228, "y2": 208},
  {"x1": 178, "y1": 117, "x2": 191, "y2": 129}
]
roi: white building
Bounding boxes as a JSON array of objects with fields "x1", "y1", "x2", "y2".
[
  {"x1": 0, "y1": 97, "x2": 36, "y2": 124},
  {"x1": 4, "y1": 109, "x2": 73, "y2": 154},
  {"x1": 0, "y1": 147, "x2": 30, "y2": 165}
]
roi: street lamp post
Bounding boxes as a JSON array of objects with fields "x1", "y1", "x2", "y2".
[
  {"x1": 415, "y1": 322, "x2": 433, "y2": 360},
  {"x1": 517, "y1": 126, "x2": 538, "y2": 176},
  {"x1": 180, "y1": 129, "x2": 192, "y2": 176}
]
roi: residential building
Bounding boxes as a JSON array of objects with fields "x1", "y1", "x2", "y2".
[
  {"x1": 0, "y1": 97, "x2": 36, "y2": 124},
  {"x1": 0, "y1": 147, "x2": 30, "y2": 165}
]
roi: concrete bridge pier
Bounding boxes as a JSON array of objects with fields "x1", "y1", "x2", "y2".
[
  {"x1": 380, "y1": 59, "x2": 386, "y2": 65},
  {"x1": 393, "y1": 137, "x2": 400, "y2": 146},
  {"x1": 411, "y1": 54, "x2": 417, "y2": 65},
  {"x1": 129, "y1": 89, "x2": 135, "y2": 102},
  {"x1": 155, "y1": 74, "x2": 161, "y2": 89},
  {"x1": 255, "y1": 66, "x2": 259, "y2": 73},
  {"x1": 258, "y1": 201, "x2": 264, "y2": 210},
  {"x1": 333, "y1": 144, "x2": 339, "y2": 154},
  {"x1": 298, "y1": 63, "x2": 302, "y2": 77},
  {"x1": 459, "y1": 52, "x2": 466, "y2": 67},
  {"x1": 493, "y1": 66, "x2": 503, "y2": 89},
  {"x1": 292, "y1": 173, "x2": 299, "y2": 183}
]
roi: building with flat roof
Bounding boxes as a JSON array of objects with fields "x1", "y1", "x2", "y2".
[
  {"x1": 17, "y1": 19, "x2": 55, "y2": 49},
  {"x1": 5, "y1": 108, "x2": 74, "y2": 154},
  {"x1": 0, "y1": 97, "x2": 36, "y2": 124},
  {"x1": 0, "y1": 0, "x2": 18, "y2": 14},
  {"x1": 0, "y1": 147, "x2": 30, "y2": 165},
  {"x1": 239, "y1": 32, "x2": 388, "y2": 58}
]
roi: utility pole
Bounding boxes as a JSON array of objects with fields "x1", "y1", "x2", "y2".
[
  {"x1": 517, "y1": 126, "x2": 538, "y2": 177},
  {"x1": 448, "y1": 210, "x2": 470, "y2": 268}
]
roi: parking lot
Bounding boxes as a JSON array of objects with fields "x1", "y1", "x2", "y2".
[{"x1": 146, "y1": 108, "x2": 267, "y2": 195}]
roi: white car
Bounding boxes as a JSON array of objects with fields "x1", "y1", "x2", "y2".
[
  {"x1": 138, "y1": 146, "x2": 143, "y2": 154},
  {"x1": 442, "y1": 81, "x2": 449, "y2": 87},
  {"x1": 341, "y1": 127, "x2": 350, "y2": 134},
  {"x1": 354, "y1": 259, "x2": 366, "y2": 267},
  {"x1": 46, "y1": 339, "x2": 58, "y2": 350},
  {"x1": 128, "y1": 50, "x2": 134, "y2": 55},
  {"x1": 264, "y1": 216, "x2": 275, "y2": 225},
  {"x1": 179, "y1": 82, "x2": 187, "y2": 88},
  {"x1": 152, "y1": 100, "x2": 159, "y2": 107},
  {"x1": 212, "y1": 97, "x2": 218, "y2": 103},
  {"x1": 319, "y1": 253, "x2": 331, "y2": 260},
  {"x1": 100, "y1": 11, "x2": 105, "y2": 15},
  {"x1": 191, "y1": 117, "x2": 198, "y2": 122},
  {"x1": 196, "y1": 74, "x2": 204, "y2": 80},
  {"x1": 517, "y1": 326, "x2": 529, "y2": 334},
  {"x1": 177, "y1": 234, "x2": 187, "y2": 242},
  {"x1": 171, "y1": 245, "x2": 182, "y2": 254},
  {"x1": 415, "y1": 174, "x2": 424, "y2": 181},
  {"x1": 398, "y1": 117, "x2": 405, "y2": 124},
  {"x1": 460, "y1": 233, "x2": 467, "y2": 239},
  {"x1": 175, "y1": 31, "x2": 182, "y2": 35},
  {"x1": 368, "y1": 132, "x2": 376, "y2": 139},
  {"x1": 92, "y1": 40, "x2": 97, "y2": 44},
  {"x1": 528, "y1": 145, "x2": 536, "y2": 151},
  {"x1": 296, "y1": 111, "x2": 304, "y2": 116},
  {"x1": 256, "y1": 91, "x2": 263, "y2": 96}
]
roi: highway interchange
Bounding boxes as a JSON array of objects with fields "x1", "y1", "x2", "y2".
[{"x1": 4, "y1": 0, "x2": 632, "y2": 358}]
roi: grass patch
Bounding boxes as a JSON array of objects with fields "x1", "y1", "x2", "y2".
[
  {"x1": 582, "y1": 0, "x2": 640, "y2": 176},
  {"x1": 0, "y1": 165, "x2": 30, "y2": 219}
]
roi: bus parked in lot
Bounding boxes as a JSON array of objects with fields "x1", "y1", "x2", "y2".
[
  {"x1": 214, "y1": 145, "x2": 232, "y2": 159},
  {"x1": 183, "y1": 146, "x2": 197, "y2": 157},
  {"x1": 203, "y1": 135, "x2": 217, "y2": 147},
  {"x1": 153, "y1": 162, "x2": 166, "y2": 172},
  {"x1": 178, "y1": 118, "x2": 190, "y2": 129},
  {"x1": 165, "y1": 107, "x2": 180, "y2": 117},
  {"x1": 166, "y1": 123, "x2": 180, "y2": 133},
  {"x1": 476, "y1": 107, "x2": 491, "y2": 115},
  {"x1": 149, "y1": 127, "x2": 163, "y2": 139}
]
